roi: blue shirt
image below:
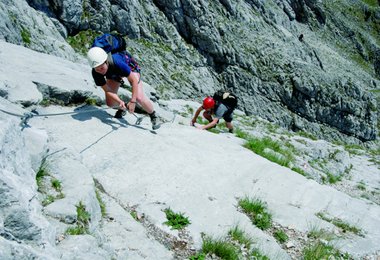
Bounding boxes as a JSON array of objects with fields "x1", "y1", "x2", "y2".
[
  {"x1": 92, "y1": 53, "x2": 132, "y2": 86},
  {"x1": 214, "y1": 103, "x2": 229, "y2": 119}
]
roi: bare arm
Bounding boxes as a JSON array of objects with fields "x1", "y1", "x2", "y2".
[
  {"x1": 101, "y1": 84, "x2": 126, "y2": 110},
  {"x1": 199, "y1": 118, "x2": 219, "y2": 130},
  {"x1": 191, "y1": 106, "x2": 203, "y2": 126}
]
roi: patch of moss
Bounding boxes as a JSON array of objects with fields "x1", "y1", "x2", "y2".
[
  {"x1": 21, "y1": 27, "x2": 31, "y2": 45},
  {"x1": 67, "y1": 30, "x2": 99, "y2": 55}
]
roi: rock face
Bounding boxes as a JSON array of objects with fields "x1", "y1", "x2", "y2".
[
  {"x1": 0, "y1": 41, "x2": 379, "y2": 259},
  {"x1": 1, "y1": 0, "x2": 379, "y2": 142}
]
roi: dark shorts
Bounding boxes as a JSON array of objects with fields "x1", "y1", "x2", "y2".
[
  {"x1": 106, "y1": 72, "x2": 141, "y2": 84},
  {"x1": 106, "y1": 74, "x2": 123, "y2": 83},
  {"x1": 222, "y1": 109, "x2": 233, "y2": 122}
]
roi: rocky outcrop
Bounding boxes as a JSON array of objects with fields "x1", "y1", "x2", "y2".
[
  {"x1": 0, "y1": 42, "x2": 380, "y2": 259},
  {"x1": 0, "y1": 0, "x2": 378, "y2": 142}
]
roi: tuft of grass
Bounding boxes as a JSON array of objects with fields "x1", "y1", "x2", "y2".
[
  {"x1": 189, "y1": 253, "x2": 206, "y2": 260},
  {"x1": 316, "y1": 212, "x2": 363, "y2": 235},
  {"x1": 39, "y1": 98, "x2": 51, "y2": 107},
  {"x1": 235, "y1": 128, "x2": 249, "y2": 139},
  {"x1": 357, "y1": 181, "x2": 366, "y2": 191},
  {"x1": 51, "y1": 179, "x2": 62, "y2": 192},
  {"x1": 307, "y1": 227, "x2": 335, "y2": 241},
  {"x1": 36, "y1": 158, "x2": 65, "y2": 207},
  {"x1": 207, "y1": 127, "x2": 221, "y2": 134},
  {"x1": 196, "y1": 117, "x2": 210, "y2": 125},
  {"x1": 274, "y1": 230, "x2": 289, "y2": 243},
  {"x1": 42, "y1": 195, "x2": 55, "y2": 207},
  {"x1": 198, "y1": 230, "x2": 269, "y2": 259},
  {"x1": 244, "y1": 136, "x2": 294, "y2": 167},
  {"x1": 163, "y1": 208, "x2": 191, "y2": 230},
  {"x1": 66, "y1": 201, "x2": 91, "y2": 235},
  {"x1": 291, "y1": 166, "x2": 307, "y2": 176},
  {"x1": 228, "y1": 226, "x2": 253, "y2": 250},
  {"x1": 85, "y1": 97, "x2": 98, "y2": 106},
  {"x1": 202, "y1": 236, "x2": 239, "y2": 259},
  {"x1": 296, "y1": 130, "x2": 318, "y2": 140},
  {"x1": 21, "y1": 27, "x2": 31, "y2": 45},
  {"x1": 130, "y1": 211, "x2": 138, "y2": 220},
  {"x1": 251, "y1": 250, "x2": 270, "y2": 260},
  {"x1": 185, "y1": 105, "x2": 194, "y2": 115},
  {"x1": 303, "y1": 241, "x2": 351, "y2": 260},
  {"x1": 95, "y1": 190, "x2": 106, "y2": 218},
  {"x1": 238, "y1": 197, "x2": 272, "y2": 230},
  {"x1": 36, "y1": 159, "x2": 49, "y2": 192},
  {"x1": 322, "y1": 172, "x2": 342, "y2": 184},
  {"x1": 362, "y1": 0, "x2": 379, "y2": 7}
]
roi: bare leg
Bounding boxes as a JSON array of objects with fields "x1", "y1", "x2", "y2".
[
  {"x1": 132, "y1": 72, "x2": 154, "y2": 114},
  {"x1": 226, "y1": 121, "x2": 234, "y2": 132},
  {"x1": 104, "y1": 79, "x2": 121, "y2": 108},
  {"x1": 203, "y1": 110, "x2": 213, "y2": 122}
]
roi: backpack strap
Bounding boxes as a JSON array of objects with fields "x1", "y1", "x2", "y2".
[{"x1": 106, "y1": 53, "x2": 114, "y2": 68}]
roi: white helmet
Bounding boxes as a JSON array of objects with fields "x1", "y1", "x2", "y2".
[{"x1": 87, "y1": 47, "x2": 107, "y2": 68}]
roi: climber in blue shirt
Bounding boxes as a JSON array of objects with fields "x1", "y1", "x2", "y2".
[{"x1": 87, "y1": 47, "x2": 161, "y2": 130}]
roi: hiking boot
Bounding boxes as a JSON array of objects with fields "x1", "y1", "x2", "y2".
[
  {"x1": 114, "y1": 109, "x2": 126, "y2": 119},
  {"x1": 149, "y1": 111, "x2": 162, "y2": 130}
]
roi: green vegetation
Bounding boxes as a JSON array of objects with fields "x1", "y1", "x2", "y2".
[
  {"x1": 196, "y1": 117, "x2": 210, "y2": 125},
  {"x1": 163, "y1": 208, "x2": 191, "y2": 230},
  {"x1": 21, "y1": 27, "x2": 31, "y2": 45},
  {"x1": 66, "y1": 201, "x2": 91, "y2": 235},
  {"x1": 186, "y1": 105, "x2": 194, "y2": 115},
  {"x1": 198, "y1": 226, "x2": 270, "y2": 259},
  {"x1": 42, "y1": 195, "x2": 55, "y2": 207},
  {"x1": 202, "y1": 236, "x2": 240, "y2": 259},
  {"x1": 322, "y1": 172, "x2": 342, "y2": 184},
  {"x1": 291, "y1": 166, "x2": 307, "y2": 176},
  {"x1": 67, "y1": 30, "x2": 99, "y2": 55},
  {"x1": 137, "y1": 38, "x2": 172, "y2": 53},
  {"x1": 304, "y1": 227, "x2": 351, "y2": 260},
  {"x1": 81, "y1": 0, "x2": 91, "y2": 21},
  {"x1": 51, "y1": 179, "x2": 62, "y2": 192},
  {"x1": 362, "y1": 0, "x2": 379, "y2": 7},
  {"x1": 238, "y1": 197, "x2": 272, "y2": 230},
  {"x1": 39, "y1": 97, "x2": 65, "y2": 107},
  {"x1": 316, "y1": 212, "x2": 363, "y2": 235},
  {"x1": 357, "y1": 181, "x2": 366, "y2": 191},
  {"x1": 274, "y1": 230, "x2": 288, "y2": 243},
  {"x1": 235, "y1": 128, "x2": 249, "y2": 139},
  {"x1": 85, "y1": 97, "x2": 98, "y2": 106},
  {"x1": 307, "y1": 226, "x2": 335, "y2": 241},
  {"x1": 170, "y1": 71, "x2": 186, "y2": 82},
  {"x1": 369, "y1": 147, "x2": 380, "y2": 167},
  {"x1": 36, "y1": 158, "x2": 65, "y2": 206},
  {"x1": 251, "y1": 251, "x2": 270, "y2": 260},
  {"x1": 296, "y1": 130, "x2": 318, "y2": 140},
  {"x1": 228, "y1": 226, "x2": 253, "y2": 250},
  {"x1": 95, "y1": 190, "x2": 106, "y2": 218},
  {"x1": 36, "y1": 158, "x2": 49, "y2": 192},
  {"x1": 244, "y1": 136, "x2": 294, "y2": 167},
  {"x1": 130, "y1": 211, "x2": 138, "y2": 220},
  {"x1": 189, "y1": 253, "x2": 206, "y2": 260},
  {"x1": 303, "y1": 241, "x2": 351, "y2": 260}
]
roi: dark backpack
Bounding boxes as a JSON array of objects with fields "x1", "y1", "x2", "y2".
[
  {"x1": 91, "y1": 33, "x2": 126, "y2": 54},
  {"x1": 91, "y1": 33, "x2": 140, "y2": 73},
  {"x1": 213, "y1": 90, "x2": 238, "y2": 109}
]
